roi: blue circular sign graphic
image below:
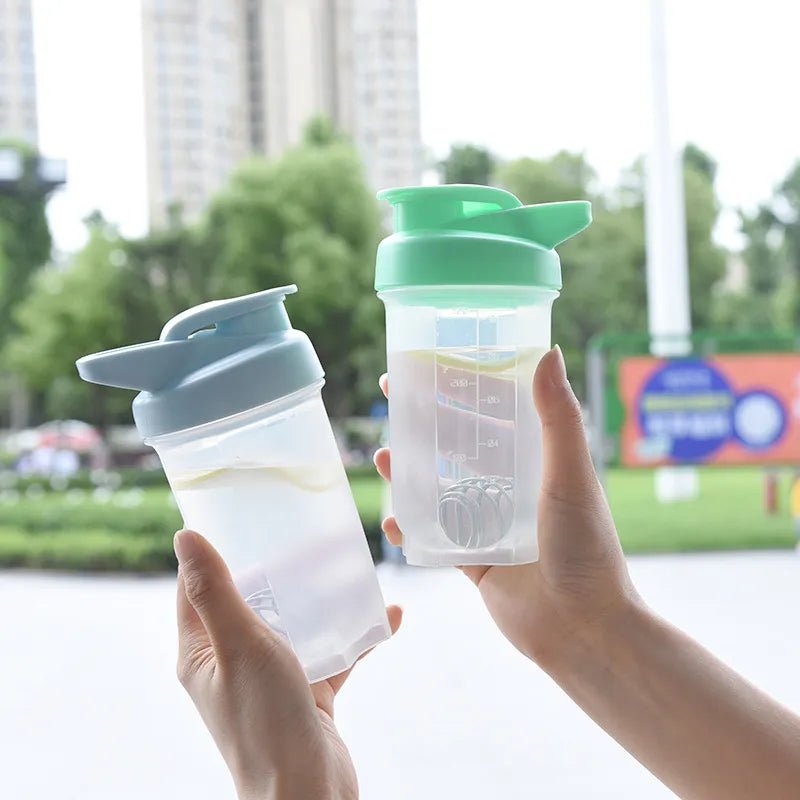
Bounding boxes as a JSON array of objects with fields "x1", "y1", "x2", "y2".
[
  {"x1": 732, "y1": 390, "x2": 786, "y2": 450},
  {"x1": 637, "y1": 360, "x2": 734, "y2": 462}
]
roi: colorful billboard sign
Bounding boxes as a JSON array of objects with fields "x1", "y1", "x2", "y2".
[{"x1": 618, "y1": 354, "x2": 800, "y2": 466}]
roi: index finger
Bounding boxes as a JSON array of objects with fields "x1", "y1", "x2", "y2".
[{"x1": 379, "y1": 373, "x2": 388, "y2": 398}]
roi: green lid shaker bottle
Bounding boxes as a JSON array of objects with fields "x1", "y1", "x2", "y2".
[{"x1": 375, "y1": 185, "x2": 591, "y2": 566}]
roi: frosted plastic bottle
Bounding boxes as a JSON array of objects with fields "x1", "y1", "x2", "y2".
[
  {"x1": 77, "y1": 286, "x2": 391, "y2": 682},
  {"x1": 375, "y1": 185, "x2": 591, "y2": 567}
]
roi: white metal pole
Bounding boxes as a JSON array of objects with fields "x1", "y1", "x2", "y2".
[{"x1": 645, "y1": 0, "x2": 698, "y2": 501}]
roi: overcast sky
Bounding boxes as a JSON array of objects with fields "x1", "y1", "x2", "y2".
[{"x1": 32, "y1": 0, "x2": 800, "y2": 253}]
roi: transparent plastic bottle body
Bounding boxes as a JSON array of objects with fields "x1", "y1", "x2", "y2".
[
  {"x1": 381, "y1": 288, "x2": 556, "y2": 566},
  {"x1": 149, "y1": 382, "x2": 391, "y2": 682}
]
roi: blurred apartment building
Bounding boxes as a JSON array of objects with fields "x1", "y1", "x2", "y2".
[
  {"x1": 142, "y1": 0, "x2": 422, "y2": 228},
  {"x1": 0, "y1": 0, "x2": 38, "y2": 145}
]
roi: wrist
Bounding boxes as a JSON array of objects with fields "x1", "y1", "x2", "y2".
[
  {"x1": 238, "y1": 773, "x2": 333, "y2": 800},
  {"x1": 537, "y1": 593, "x2": 653, "y2": 682}
]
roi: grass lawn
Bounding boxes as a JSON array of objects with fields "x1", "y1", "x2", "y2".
[
  {"x1": 349, "y1": 475, "x2": 385, "y2": 525},
  {"x1": 0, "y1": 467, "x2": 794, "y2": 571},
  {"x1": 609, "y1": 467, "x2": 796, "y2": 552},
  {"x1": 355, "y1": 467, "x2": 796, "y2": 553}
]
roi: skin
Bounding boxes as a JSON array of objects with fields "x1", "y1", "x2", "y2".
[
  {"x1": 375, "y1": 346, "x2": 637, "y2": 667},
  {"x1": 174, "y1": 529, "x2": 401, "y2": 800},
  {"x1": 175, "y1": 346, "x2": 800, "y2": 799},
  {"x1": 377, "y1": 347, "x2": 800, "y2": 800}
]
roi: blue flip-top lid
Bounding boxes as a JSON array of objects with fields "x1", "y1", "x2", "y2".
[{"x1": 76, "y1": 285, "x2": 324, "y2": 440}]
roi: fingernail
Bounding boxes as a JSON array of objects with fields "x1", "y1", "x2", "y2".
[
  {"x1": 173, "y1": 529, "x2": 199, "y2": 565},
  {"x1": 551, "y1": 345, "x2": 568, "y2": 385}
]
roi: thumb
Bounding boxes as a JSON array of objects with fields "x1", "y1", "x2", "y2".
[
  {"x1": 174, "y1": 529, "x2": 264, "y2": 658},
  {"x1": 533, "y1": 347, "x2": 601, "y2": 504}
]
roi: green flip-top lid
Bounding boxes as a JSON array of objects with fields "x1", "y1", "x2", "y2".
[{"x1": 375, "y1": 184, "x2": 591, "y2": 293}]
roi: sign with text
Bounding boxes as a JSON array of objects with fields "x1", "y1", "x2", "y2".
[{"x1": 618, "y1": 354, "x2": 800, "y2": 466}]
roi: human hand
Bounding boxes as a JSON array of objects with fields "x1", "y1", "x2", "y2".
[
  {"x1": 374, "y1": 346, "x2": 637, "y2": 671},
  {"x1": 174, "y1": 529, "x2": 402, "y2": 800}
]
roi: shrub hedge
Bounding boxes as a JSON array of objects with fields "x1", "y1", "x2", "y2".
[{"x1": 0, "y1": 470, "x2": 385, "y2": 572}]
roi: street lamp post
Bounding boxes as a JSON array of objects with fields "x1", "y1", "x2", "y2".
[
  {"x1": 645, "y1": 0, "x2": 698, "y2": 501},
  {"x1": 0, "y1": 146, "x2": 66, "y2": 196}
]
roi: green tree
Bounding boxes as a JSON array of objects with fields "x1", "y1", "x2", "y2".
[
  {"x1": 681, "y1": 146, "x2": 727, "y2": 329},
  {"x1": 303, "y1": 115, "x2": 344, "y2": 147},
  {"x1": 494, "y1": 151, "x2": 644, "y2": 395},
  {"x1": 5, "y1": 121, "x2": 386, "y2": 424},
  {"x1": 777, "y1": 162, "x2": 800, "y2": 261},
  {"x1": 5, "y1": 211, "x2": 214, "y2": 427},
  {"x1": 122, "y1": 219, "x2": 214, "y2": 343},
  {"x1": 495, "y1": 146, "x2": 726, "y2": 396},
  {"x1": 5, "y1": 214, "x2": 129, "y2": 426},
  {"x1": 683, "y1": 142, "x2": 717, "y2": 183},
  {"x1": 0, "y1": 140, "x2": 54, "y2": 342},
  {"x1": 555, "y1": 201, "x2": 648, "y2": 397},
  {"x1": 440, "y1": 144, "x2": 497, "y2": 185},
  {"x1": 203, "y1": 121, "x2": 384, "y2": 416},
  {"x1": 713, "y1": 206, "x2": 781, "y2": 331},
  {"x1": 609, "y1": 146, "x2": 726, "y2": 331},
  {"x1": 741, "y1": 207, "x2": 782, "y2": 297},
  {"x1": 496, "y1": 151, "x2": 596, "y2": 203},
  {"x1": 772, "y1": 162, "x2": 800, "y2": 324},
  {"x1": 714, "y1": 160, "x2": 800, "y2": 330}
]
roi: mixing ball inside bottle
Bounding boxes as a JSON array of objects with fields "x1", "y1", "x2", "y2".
[{"x1": 438, "y1": 476, "x2": 514, "y2": 548}]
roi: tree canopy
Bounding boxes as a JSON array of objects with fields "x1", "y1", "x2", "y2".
[
  {"x1": 440, "y1": 144, "x2": 497, "y2": 185},
  {"x1": 4, "y1": 126, "x2": 788, "y2": 422},
  {"x1": 6, "y1": 123, "x2": 384, "y2": 421},
  {"x1": 0, "y1": 140, "x2": 54, "y2": 343}
]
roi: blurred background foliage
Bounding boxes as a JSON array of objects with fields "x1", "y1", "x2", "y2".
[{"x1": 1, "y1": 122, "x2": 798, "y2": 424}]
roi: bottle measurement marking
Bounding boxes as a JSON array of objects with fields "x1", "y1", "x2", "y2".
[
  {"x1": 435, "y1": 312, "x2": 520, "y2": 470},
  {"x1": 449, "y1": 378, "x2": 477, "y2": 389}
]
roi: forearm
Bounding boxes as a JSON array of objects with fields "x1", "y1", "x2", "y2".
[{"x1": 544, "y1": 600, "x2": 800, "y2": 800}]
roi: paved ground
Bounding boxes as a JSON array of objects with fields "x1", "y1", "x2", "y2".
[{"x1": 2, "y1": 551, "x2": 799, "y2": 799}]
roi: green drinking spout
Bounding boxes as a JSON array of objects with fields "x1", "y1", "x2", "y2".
[{"x1": 447, "y1": 200, "x2": 592, "y2": 249}]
